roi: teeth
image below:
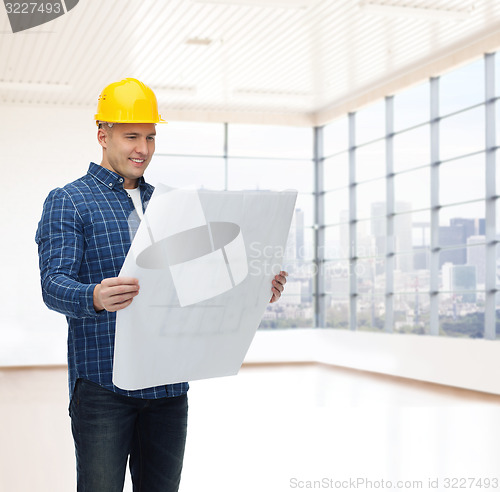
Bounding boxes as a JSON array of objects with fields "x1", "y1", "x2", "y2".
[{"x1": 130, "y1": 158, "x2": 144, "y2": 163}]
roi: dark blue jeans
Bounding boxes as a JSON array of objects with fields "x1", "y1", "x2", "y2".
[{"x1": 69, "y1": 379, "x2": 188, "y2": 492}]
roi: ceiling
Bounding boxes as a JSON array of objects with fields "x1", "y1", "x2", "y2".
[{"x1": 2, "y1": 0, "x2": 500, "y2": 126}]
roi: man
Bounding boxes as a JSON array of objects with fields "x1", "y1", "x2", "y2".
[{"x1": 35, "y1": 78, "x2": 287, "y2": 492}]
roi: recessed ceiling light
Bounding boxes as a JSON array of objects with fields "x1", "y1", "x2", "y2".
[
  {"x1": 153, "y1": 86, "x2": 197, "y2": 97},
  {"x1": 192, "y1": 0, "x2": 317, "y2": 9},
  {"x1": 185, "y1": 37, "x2": 214, "y2": 46},
  {"x1": 358, "y1": 1, "x2": 475, "y2": 21},
  {"x1": 0, "y1": 81, "x2": 71, "y2": 91},
  {"x1": 234, "y1": 88, "x2": 311, "y2": 98}
]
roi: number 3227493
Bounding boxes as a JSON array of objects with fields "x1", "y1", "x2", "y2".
[{"x1": 5, "y1": 3, "x2": 62, "y2": 14}]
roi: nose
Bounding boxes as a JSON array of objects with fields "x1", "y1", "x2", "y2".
[{"x1": 135, "y1": 137, "x2": 149, "y2": 156}]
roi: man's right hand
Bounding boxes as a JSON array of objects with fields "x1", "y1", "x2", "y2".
[{"x1": 93, "y1": 277, "x2": 140, "y2": 312}]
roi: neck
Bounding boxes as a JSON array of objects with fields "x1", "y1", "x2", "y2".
[
  {"x1": 99, "y1": 159, "x2": 139, "y2": 189},
  {"x1": 124, "y1": 179, "x2": 139, "y2": 189}
]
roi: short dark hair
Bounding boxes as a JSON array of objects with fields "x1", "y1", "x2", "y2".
[{"x1": 98, "y1": 121, "x2": 114, "y2": 130}]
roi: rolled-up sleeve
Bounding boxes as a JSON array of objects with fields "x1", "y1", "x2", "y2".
[{"x1": 35, "y1": 188, "x2": 100, "y2": 319}]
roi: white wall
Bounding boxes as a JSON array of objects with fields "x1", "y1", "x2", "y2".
[{"x1": 1, "y1": 105, "x2": 99, "y2": 365}]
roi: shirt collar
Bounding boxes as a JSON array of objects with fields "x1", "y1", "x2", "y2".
[{"x1": 87, "y1": 162, "x2": 146, "y2": 190}]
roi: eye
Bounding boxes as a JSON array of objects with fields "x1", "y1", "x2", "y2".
[{"x1": 147, "y1": 136, "x2": 156, "y2": 141}]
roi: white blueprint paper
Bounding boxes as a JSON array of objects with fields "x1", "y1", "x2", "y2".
[{"x1": 113, "y1": 184, "x2": 297, "y2": 390}]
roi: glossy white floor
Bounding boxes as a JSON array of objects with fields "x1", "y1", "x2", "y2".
[{"x1": 1, "y1": 364, "x2": 500, "y2": 492}]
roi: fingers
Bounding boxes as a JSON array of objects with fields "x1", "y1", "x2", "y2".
[
  {"x1": 272, "y1": 279, "x2": 284, "y2": 294},
  {"x1": 269, "y1": 271, "x2": 288, "y2": 303},
  {"x1": 272, "y1": 271, "x2": 287, "y2": 292},
  {"x1": 95, "y1": 277, "x2": 140, "y2": 312},
  {"x1": 269, "y1": 288, "x2": 280, "y2": 303},
  {"x1": 274, "y1": 271, "x2": 287, "y2": 285},
  {"x1": 101, "y1": 277, "x2": 139, "y2": 288}
]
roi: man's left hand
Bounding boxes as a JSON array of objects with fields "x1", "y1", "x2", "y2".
[{"x1": 270, "y1": 271, "x2": 288, "y2": 303}]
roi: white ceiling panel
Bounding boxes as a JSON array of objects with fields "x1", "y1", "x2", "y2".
[{"x1": 1, "y1": 0, "x2": 500, "y2": 125}]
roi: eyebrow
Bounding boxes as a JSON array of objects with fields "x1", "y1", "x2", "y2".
[{"x1": 123, "y1": 132, "x2": 156, "y2": 137}]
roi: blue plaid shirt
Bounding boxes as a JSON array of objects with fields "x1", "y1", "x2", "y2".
[{"x1": 35, "y1": 162, "x2": 189, "y2": 399}]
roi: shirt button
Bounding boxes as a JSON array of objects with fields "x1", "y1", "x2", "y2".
[
  {"x1": 109, "y1": 183, "x2": 113, "y2": 187},
  {"x1": 119, "y1": 178, "x2": 123, "y2": 183}
]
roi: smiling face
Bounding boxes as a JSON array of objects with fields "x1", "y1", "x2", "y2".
[{"x1": 98, "y1": 122, "x2": 156, "y2": 189}]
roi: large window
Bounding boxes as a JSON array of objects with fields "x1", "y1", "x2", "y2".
[
  {"x1": 149, "y1": 52, "x2": 499, "y2": 339},
  {"x1": 152, "y1": 122, "x2": 315, "y2": 330},
  {"x1": 228, "y1": 125, "x2": 315, "y2": 328},
  {"x1": 321, "y1": 52, "x2": 498, "y2": 339}
]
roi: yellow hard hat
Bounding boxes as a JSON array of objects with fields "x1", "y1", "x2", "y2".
[{"x1": 94, "y1": 78, "x2": 166, "y2": 126}]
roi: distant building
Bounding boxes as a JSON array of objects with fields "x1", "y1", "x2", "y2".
[
  {"x1": 442, "y1": 263, "x2": 477, "y2": 303},
  {"x1": 301, "y1": 278, "x2": 313, "y2": 304},
  {"x1": 371, "y1": 201, "x2": 412, "y2": 272},
  {"x1": 413, "y1": 245, "x2": 429, "y2": 270},
  {"x1": 295, "y1": 208, "x2": 305, "y2": 260},
  {"x1": 340, "y1": 209, "x2": 349, "y2": 259},
  {"x1": 467, "y1": 235, "x2": 485, "y2": 286},
  {"x1": 439, "y1": 225, "x2": 466, "y2": 267},
  {"x1": 327, "y1": 276, "x2": 350, "y2": 300},
  {"x1": 413, "y1": 222, "x2": 430, "y2": 248},
  {"x1": 281, "y1": 281, "x2": 301, "y2": 305},
  {"x1": 371, "y1": 203, "x2": 386, "y2": 264},
  {"x1": 450, "y1": 218, "x2": 476, "y2": 239},
  {"x1": 438, "y1": 217, "x2": 487, "y2": 268},
  {"x1": 394, "y1": 203, "x2": 412, "y2": 272},
  {"x1": 478, "y1": 218, "x2": 485, "y2": 236},
  {"x1": 285, "y1": 210, "x2": 297, "y2": 261}
]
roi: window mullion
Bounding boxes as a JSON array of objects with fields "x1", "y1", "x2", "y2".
[
  {"x1": 314, "y1": 126, "x2": 325, "y2": 328},
  {"x1": 349, "y1": 113, "x2": 357, "y2": 330},
  {"x1": 485, "y1": 52, "x2": 496, "y2": 340},
  {"x1": 385, "y1": 96, "x2": 394, "y2": 333},
  {"x1": 430, "y1": 77, "x2": 440, "y2": 336}
]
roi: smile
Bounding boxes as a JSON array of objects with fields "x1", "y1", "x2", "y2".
[{"x1": 129, "y1": 158, "x2": 145, "y2": 164}]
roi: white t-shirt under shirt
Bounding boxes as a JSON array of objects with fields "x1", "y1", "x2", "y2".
[{"x1": 126, "y1": 187, "x2": 144, "y2": 219}]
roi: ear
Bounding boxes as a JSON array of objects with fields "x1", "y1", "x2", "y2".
[{"x1": 97, "y1": 127, "x2": 108, "y2": 149}]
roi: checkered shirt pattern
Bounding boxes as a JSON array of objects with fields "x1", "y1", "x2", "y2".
[{"x1": 35, "y1": 162, "x2": 189, "y2": 399}]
